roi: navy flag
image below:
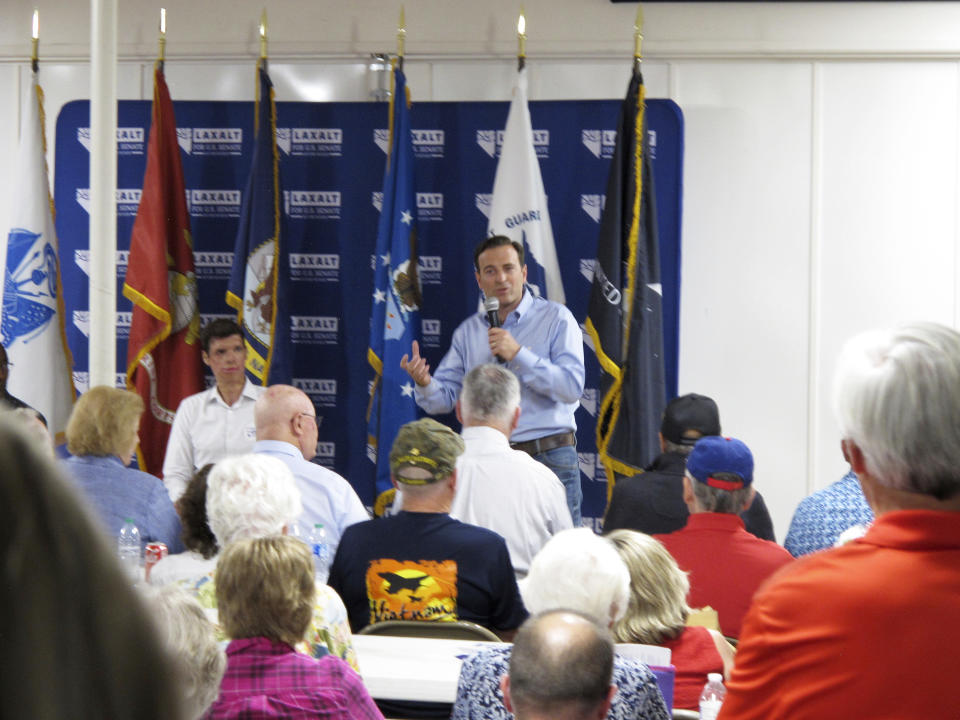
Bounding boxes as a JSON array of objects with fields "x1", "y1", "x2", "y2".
[
  {"x1": 366, "y1": 64, "x2": 422, "y2": 496},
  {"x1": 585, "y1": 63, "x2": 666, "y2": 493},
  {"x1": 226, "y1": 60, "x2": 290, "y2": 385}
]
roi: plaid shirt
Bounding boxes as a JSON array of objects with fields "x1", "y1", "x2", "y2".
[{"x1": 206, "y1": 637, "x2": 383, "y2": 720}]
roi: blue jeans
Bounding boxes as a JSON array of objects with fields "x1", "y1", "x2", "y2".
[{"x1": 532, "y1": 443, "x2": 582, "y2": 527}]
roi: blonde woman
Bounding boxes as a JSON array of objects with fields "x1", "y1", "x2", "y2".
[
  {"x1": 62, "y1": 386, "x2": 183, "y2": 552},
  {"x1": 606, "y1": 529, "x2": 735, "y2": 711},
  {"x1": 207, "y1": 536, "x2": 382, "y2": 720}
]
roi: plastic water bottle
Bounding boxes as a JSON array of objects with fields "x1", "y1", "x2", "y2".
[
  {"x1": 117, "y1": 518, "x2": 141, "y2": 583},
  {"x1": 309, "y1": 523, "x2": 329, "y2": 583},
  {"x1": 699, "y1": 673, "x2": 726, "y2": 720}
]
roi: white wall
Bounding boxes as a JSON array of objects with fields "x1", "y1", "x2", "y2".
[{"x1": 3, "y1": 0, "x2": 960, "y2": 538}]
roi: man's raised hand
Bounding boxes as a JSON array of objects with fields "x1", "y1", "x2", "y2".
[{"x1": 400, "y1": 340, "x2": 432, "y2": 387}]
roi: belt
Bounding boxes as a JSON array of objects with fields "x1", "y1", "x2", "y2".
[{"x1": 510, "y1": 431, "x2": 576, "y2": 456}]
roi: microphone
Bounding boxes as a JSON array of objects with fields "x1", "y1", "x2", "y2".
[
  {"x1": 484, "y1": 296, "x2": 501, "y2": 329},
  {"x1": 483, "y1": 296, "x2": 506, "y2": 364}
]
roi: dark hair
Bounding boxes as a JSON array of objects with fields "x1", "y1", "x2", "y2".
[
  {"x1": 177, "y1": 464, "x2": 219, "y2": 559},
  {"x1": 473, "y1": 235, "x2": 524, "y2": 271},
  {"x1": 0, "y1": 416, "x2": 181, "y2": 720},
  {"x1": 200, "y1": 318, "x2": 243, "y2": 353},
  {"x1": 508, "y1": 609, "x2": 613, "y2": 717}
]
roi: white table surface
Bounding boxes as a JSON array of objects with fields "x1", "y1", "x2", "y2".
[
  {"x1": 352, "y1": 635, "x2": 672, "y2": 704},
  {"x1": 353, "y1": 634, "x2": 508, "y2": 703}
]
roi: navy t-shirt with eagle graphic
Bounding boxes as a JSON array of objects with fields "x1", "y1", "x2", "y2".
[{"x1": 328, "y1": 511, "x2": 527, "y2": 634}]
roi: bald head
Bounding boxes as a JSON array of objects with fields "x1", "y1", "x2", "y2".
[
  {"x1": 504, "y1": 610, "x2": 615, "y2": 720},
  {"x1": 254, "y1": 385, "x2": 319, "y2": 460}
]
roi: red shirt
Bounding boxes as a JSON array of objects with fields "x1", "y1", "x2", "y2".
[
  {"x1": 655, "y1": 513, "x2": 793, "y2": 638},
  {"x1": 718, "y1": 510, "x2": 960, "y2": 720},
  {"x1": 660, "y1": 626, "x2": 724, "y2": 710}
]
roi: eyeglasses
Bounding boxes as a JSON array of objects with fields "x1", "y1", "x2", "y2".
[{"x1": 296, "y1": 412, "x2": 320, "y2": 426}]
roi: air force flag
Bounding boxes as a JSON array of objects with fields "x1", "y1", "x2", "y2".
[
  {"x1": 367, "y1": 65, "x2": 422, "y2": 496},
  {"x1": 2, "y1": 74, "x2": 75, "y2": 436},
  {"x1": 486, "y1": 68, "x2": 565, "y2": 304}
]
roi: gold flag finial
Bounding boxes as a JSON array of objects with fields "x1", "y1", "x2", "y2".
[
  {"x1": 31, "y1": 9, "x2": 39, "y2": 73},
  {"x1": 634, "y1": 4, "x2": 643, "y2": 62},
  {"x1": 157, "y1": 8, "x2": 166, "y2": 71},
  {"x1": 259, "y1": 9, "x2": 268, "y2": 61},
  {"x1": 517, "y1": 9, "x2": 526, "y2": 72},
  {"x1": 397, "y1": 6, "x2": 406, "y2": 69}
]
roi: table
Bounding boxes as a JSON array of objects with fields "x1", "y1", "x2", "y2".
[{"x1": 353, "y1": 634, "x2": 674, "y2": 706}]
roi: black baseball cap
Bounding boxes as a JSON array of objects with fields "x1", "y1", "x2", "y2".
[{"x1": 660, "y1": 394, "x2": 721, "y2": 446}]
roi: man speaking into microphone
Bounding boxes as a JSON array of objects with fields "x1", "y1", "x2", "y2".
[{"x1": 401, "y1": 235, "x2": 585, "y2": 525}]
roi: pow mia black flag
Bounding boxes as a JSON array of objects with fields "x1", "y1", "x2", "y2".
[{"x1": 584, "y1": 62, "x2": 665, "y2": 495}]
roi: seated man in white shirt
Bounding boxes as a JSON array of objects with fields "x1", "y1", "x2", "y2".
[
  {"x1": 451, "y1": 363, "x2": 573, "y2": 578},
  {"x1": 253, "y1": 384, "x2": 369, "y2": 562},
  {"x1": 162, "y1": 319, "x2": 265, "y2": 502}
]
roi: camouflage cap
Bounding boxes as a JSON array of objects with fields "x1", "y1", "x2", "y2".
[{"x1": 389, "y1": 418, "x2": 465, "y2": 484}]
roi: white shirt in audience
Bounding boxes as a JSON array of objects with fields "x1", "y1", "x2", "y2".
[{"x1": 451, "y1": 425, "x2": 573, "y2": 578}]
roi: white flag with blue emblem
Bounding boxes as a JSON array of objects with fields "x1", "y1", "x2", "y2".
[
  {"x1": 487, "y1": 68, "x2": 565, "y2": 304},
  {"x1": 1, "y1": 74, "x2": 75, "y2": 438}
]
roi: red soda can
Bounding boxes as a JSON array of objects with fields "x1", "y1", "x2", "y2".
[{"x1": 144, "y1": 542, "x2": 168, "y2": 582}]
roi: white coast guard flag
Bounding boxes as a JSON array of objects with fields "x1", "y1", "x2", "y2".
[
  {"x1": 487, "y1": 68, "x2": 565, "y2": 304},
  {"x1": 1, "y1": 74, "x2": 75, "y2": 437}
]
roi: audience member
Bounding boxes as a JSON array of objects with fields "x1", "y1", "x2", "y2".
[
  {"x1": 606, "y1": 529, "x2": 735, "y2": 710},
  {"x1": 253, "y1": 384, "x2": 369, "y2": 559},
  {"x1": 184, "y1": 454, "x2": 358, "y2": 669},
  {"x1": 61, "y1": 386, "x2": 184, "y2": 553},
  {"x1": 207, "y1": 536, "x2": 383, "y2": 720},
  {"x1": 450, "y1": 363, "x2": 572, "y2": 577},
  {"x1": 148, "y1": 464, "x2": 219, "y2": 586},
  {"x1": 140, "y1": 584, "x2": 226, "y2": 719},
  {"x1": 8, "y1": 406, "x2": 53, "y2": 456},
  {"x1": 452, "y1": 527, "x2": 669, "y2": 720},
  {"x1": 503, "y1": 610, "x2": 616, "y2": 720},
  {"x1": 329, "y1": 418, "x2": 527, "y2": 636},
  {"x1": 783, "y1": 469, "x2": 874, "y2": 556},
  {"x1": 604, "y1": 394, "x2": 774, "y2": 540},
  {"x1": 162, "y1": 319, "x2": 265, "y2": 501},
  {"x1": 0, "y1": 414, "x2": 180, "y2": 720},
  {"x1": 718, "y1": 322, "x2": 960, "y2": 719},
  {"x1": 0, "y1": 342, "x2": 46, "y2": 424},
  {"x1": 654, "y1": 436, "x2": 792, "y2": 638}
]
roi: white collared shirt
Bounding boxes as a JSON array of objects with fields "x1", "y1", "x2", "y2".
[
  {"x1": 161, "y1": 379, "x2": 265, "y2": 501},
  {"x1": 450, "y1": 425, "x2": 573, "y2": 578}
]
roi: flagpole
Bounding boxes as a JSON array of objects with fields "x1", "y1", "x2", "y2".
[
  {"x1": 256, "y1": 9, "x2": 267, "y2": 71},
  {"x1": 517, "y1": 9, "x2": 526, "y2": 72},
  {"x1": 157, "y1": 7, "x2": 166, "y2": 72},
  {"x1": 397, "y1": 6, "x2": 406, "y2": 72},
  {"x1": 31, "y1": 9, "x2": 39, "y2": 73},
  {"x1": 89, "y1": 0, "x2": 119, "y2": 388},
  {"x1": 634, "y1": 4, "x2": 643, "y2": 71}
]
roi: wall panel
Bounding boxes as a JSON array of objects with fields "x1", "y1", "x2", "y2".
[
  {"x1": 674, "y1": 61, "x2": 814, "y2": 538},
  {"x1": 814, "y1": 61, "x2": 959, "y2": 491}
]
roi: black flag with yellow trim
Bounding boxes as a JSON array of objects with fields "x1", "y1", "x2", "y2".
[{"x1": 585, "y1": 63, "x2": 665, "y2": 495}]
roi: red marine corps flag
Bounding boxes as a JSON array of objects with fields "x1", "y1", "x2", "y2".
[{"x1": 123, "y1": 65, "x2": 203, "y2": 475}]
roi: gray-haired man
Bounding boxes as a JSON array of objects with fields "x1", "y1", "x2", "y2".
[{"x1": 451, "y1": 363, "x2": 572, "y2": 578}]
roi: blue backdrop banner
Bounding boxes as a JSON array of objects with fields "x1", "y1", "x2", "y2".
[{"x1": 54, "y1": 96, "x2": 683, "y2": 530}]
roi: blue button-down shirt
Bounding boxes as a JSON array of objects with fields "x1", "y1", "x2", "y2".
[
  {"x1": 61, "y1": 454, "x2": 184, "y2": 553},
  {"x1": 415, "y1": 290, "x2": 585, "y2": 442},
  {"x1": 253, "y1": 440, "x2": 370, "y2": 559}
]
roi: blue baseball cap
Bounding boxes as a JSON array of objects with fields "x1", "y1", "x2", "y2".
[{"x1": 686, "y1": 436, "x2": 754, "y2": 490}]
